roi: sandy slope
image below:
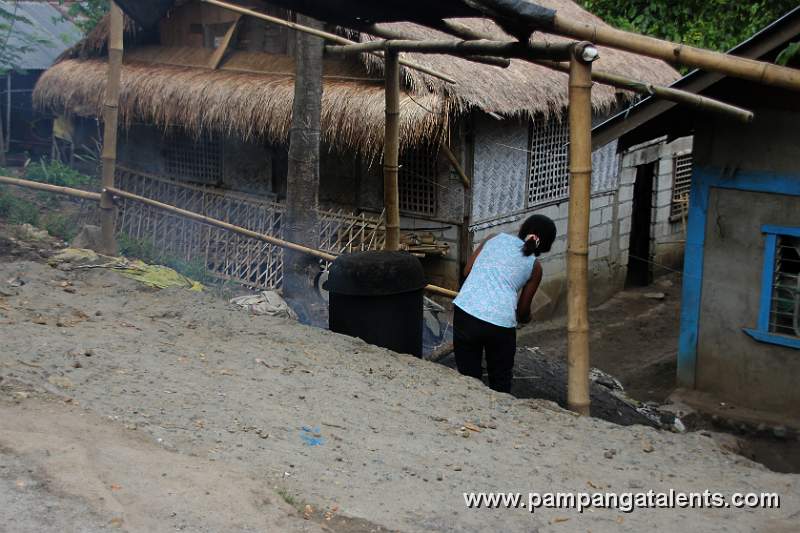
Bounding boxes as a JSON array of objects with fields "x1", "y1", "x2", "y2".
[{"x1": 0, "y1": 248, "x2": 798, "y2": 532}]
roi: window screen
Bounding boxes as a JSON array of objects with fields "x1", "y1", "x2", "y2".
[
  {"x1": 164, "y1": 130, "x2": 223, "y2": 185},
  {"x1": 399, "y1": 144, "x2": 437, "y2": 216},
  {"x1": 670, "y1": 154, "x2": 693, "y2": 219},
  {"x1": 769, "y1": 234, "x2": 800, "y2": 338},
  {"x1": 528, "y1": 118, "x2": 570, "y2": 207}
]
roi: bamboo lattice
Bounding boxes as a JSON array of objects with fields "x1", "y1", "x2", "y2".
[{"x1": 114, "y1": 167, "x2": 385, "y2": 290}]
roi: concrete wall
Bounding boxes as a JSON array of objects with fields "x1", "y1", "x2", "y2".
[
  {"x1": 468, "y1": 115, "x2": 627, "y2": 316},
  {"x1": 687, "y1": 108, "x2": 800, "y2": 416},
  {"x1": 618, "y1": 136, "x2": 692, "y2": 278},
  {"x1": 697, "y1": 187, "x2": 800, "y2": 415},
  {"x1": 469, "y1": 191, "x2": 623, "y2": 316}
]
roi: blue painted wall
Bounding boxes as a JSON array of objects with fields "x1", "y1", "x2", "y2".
[{"x1": 676, "y1": 108, "x2": 800, "y2": 415}]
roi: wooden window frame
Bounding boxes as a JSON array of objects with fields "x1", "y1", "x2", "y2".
[
  {"x1": 669, "y1": 153, "x2": 693, "y2": 222},
  {"x1": 398, "y1": 145, "x2": 438, "y2": 217},
  {"x1": 743, "y1": 224, "x2": 800, "y2": 349},
  {"x1": 527, "y1": 117, "x2": 570, "y2": 208}
]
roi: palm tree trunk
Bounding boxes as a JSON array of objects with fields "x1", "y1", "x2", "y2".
[{"x1": 283, "y1": 15, "x2": 324, "y2": 299}]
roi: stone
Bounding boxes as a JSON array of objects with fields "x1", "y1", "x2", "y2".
[
  {"x1": 71, "y1": 225, "x2": 105, "y2": 252},
  {"x1": 47, "y1": 375, "x2": 74, "y2": 389},
  {"x1": 643, "y1": 292, "x2": 666, "y2": 300}
]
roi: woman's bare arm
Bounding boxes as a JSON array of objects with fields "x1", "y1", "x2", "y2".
[{"x1": 516, "y1": 261, "x2": 543, "y2": 324}]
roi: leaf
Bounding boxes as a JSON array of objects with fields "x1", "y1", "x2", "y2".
[{"x1": 777, "y1": 42, "x2": 800, "y2": 66}]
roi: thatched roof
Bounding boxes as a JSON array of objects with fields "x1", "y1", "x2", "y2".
[
  {"x1": 36, "y1": 47, "x2": 443, "y2": 156},
  {"x1": 369, "y1": 7, "x2": 680, "y2": 118},
  {"x1": 34, "y1": 0, "x2": 679, "y2": 154}
]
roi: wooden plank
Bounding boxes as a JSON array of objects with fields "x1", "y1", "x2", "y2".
[{"x1": 208, "y1": 16, "x2": 241, "y2": 69}]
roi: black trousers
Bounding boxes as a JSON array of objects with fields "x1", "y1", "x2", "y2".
[{"x1": 453, "y1": 306, "x2": 516, "y2": 393}]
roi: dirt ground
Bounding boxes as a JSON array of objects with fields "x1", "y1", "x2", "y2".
[
  {"x1": 517, "y1": 275, "x2": 681, "y2": 402},
  {"x1": 1, "y1": 226, "x2": 800, "y2": 532}
]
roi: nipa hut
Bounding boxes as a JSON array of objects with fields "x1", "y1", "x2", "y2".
[{"x1": 33, "y1": 0, "x2": 677, "y2": 303}]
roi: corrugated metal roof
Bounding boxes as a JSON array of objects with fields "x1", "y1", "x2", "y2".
[{"x1": 1, "y1": 1, "x2": 82, "y2": 70}]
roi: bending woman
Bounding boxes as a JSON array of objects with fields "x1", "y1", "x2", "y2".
[{"x1": 452, "y1": 215, "x2": 557, "y2": 393}]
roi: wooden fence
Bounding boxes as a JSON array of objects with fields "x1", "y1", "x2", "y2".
[{"x1": 112, "y1": 167, "x2": 385, "y2": 289}]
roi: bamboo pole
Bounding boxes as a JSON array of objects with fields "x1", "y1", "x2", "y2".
[
  {"x1": 99, "y1": 2, "x2": 124, "y2": 256},
  {"x1": 536, "y1": 60, "x2": 754, "y2": 123},
  {"x1": 208, "y1": 15, "x2": 241, "y2": 69},
  {"x1": 105, "y1": 186, "x2": 458, "y2": 298},
  {"x1": 566, "y1": 43, "x2": 595, "y2": 417},
  {"x1": 360, "y1": 24, "x2": 510, "y2": 68},
  {"x1": 383, "y1": 50, "x2": 401, "y2": 252},
  {"x1": 551, "y1": 15, "x2": 800, "y2": 92},
  {"x1": 426, "y1": 22, "x2": 754, "y2": 122},
  {"x1": 428, "y1": 19, "x2": 489, "y2": 41},
  {"x1": 0, "y1": 175, "x2": 101, "y2": 201},
  {"x1": 326, "y1": 39, "x2": 573, "y2": 62},
  {"x1": 440, "y1": 143, "x2": 470, "y2": 188},
  {"x1": 200, "y1": 0, "x2": 457, "y2": 83}
]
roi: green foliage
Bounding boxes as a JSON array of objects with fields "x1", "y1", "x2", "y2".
[
  {"x1": 117, "y1": 233, "x2": 160, "y2": 263},
  {"x1": 776, "y1": 41, "x2": 800, "y2": 66},
  {"x1": 0, "y1": 190, "x2": 39, "y2": 226},
  {"x1": 578, "y1": 1, "x2": 798, "y2": 54},
  {"x1": 26, "y1": 159, "x2": 97, "y2": 190},
  {"x1": 276, "y1": 488, "x2": 300, "y2": 510},
  {"x1": 42, "y1": 213, "x2": 79, "y2": 242},
  {"x1": 61, "y1": 0, "x2": 110, "y2": 35}
]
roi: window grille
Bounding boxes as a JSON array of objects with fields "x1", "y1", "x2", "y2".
[
  {"x1": 527, "y1": 118, "x2": 570, "y2": 207},
  {"x1": 399, "y1": 145, "x2": 437, "y2": 216},
  {"x1": 670, "y1": 154, "x2": 693, "y2": 219},
  {"x1": 164, "y1": 130, "x2": 223, "y2": 185},
  {"x1": 769, "y1": 234, "x2": 800, "y2": 338}
]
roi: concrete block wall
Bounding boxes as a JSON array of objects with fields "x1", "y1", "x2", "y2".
[
  {"x1": 618, "y1": 136, "x2": 693, "y2": 278},
  {"x1": 653, "y1": 137, "x2": 693, "y2": 274},
  {"x1": 470, "y1": 189, "x2": 622, "y2": 316}
]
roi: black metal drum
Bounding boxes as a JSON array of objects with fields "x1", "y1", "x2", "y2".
[{"x1": 327, "y1": 251, "x2": 425, "y2": 357}]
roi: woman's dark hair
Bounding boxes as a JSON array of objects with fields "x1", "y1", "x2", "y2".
[{"x1": 519, "y1": 214, "x2": 557, "y2": 257}]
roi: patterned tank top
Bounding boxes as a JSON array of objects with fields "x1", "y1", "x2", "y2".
[{"x1": 454, "y1": 233, "x2": 536, "y2": 328}]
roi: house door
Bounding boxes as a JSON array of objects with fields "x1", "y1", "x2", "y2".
[{"x1": 626, "y1": 162, "x2": 656, "y2": 286}]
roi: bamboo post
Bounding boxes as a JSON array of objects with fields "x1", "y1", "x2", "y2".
[
  {"x1": 208, "y1": 16, "x2": 241, "y2": 69},
  {"x1": 360, "y1": 24, "x2": 510, "y2": 68},
  {"x1": 0, "y1": 175, "x2": 102, "y2": 201},
  {"x1": 326, "y1": 39, "x2": 573, "y2": 63},
  {"x1": 535, "y1": 60, "x2": 753, "y2": 123},
  {"x1": 441, "y1": 143, "x2": 470, "y2": 188},
  {"x1": 100, "y1": 2, "x2": 124, "y2": 255},
  {"x1": 383, "y1": 50, "x2": 401, "y2": 252},
  {"x1": 422, "y1": 21, "x2": 754, "y2": 123},
  {"x1": 551, "y1": 15, "x2": 800, "y2": 92},
  {"x1": 566, "y1": 42, "x2": 596, "y2": 416}
]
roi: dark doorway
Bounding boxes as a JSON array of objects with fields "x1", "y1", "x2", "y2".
[{"x1": 626, "y1": 162, "x2": 655, "y2": 286}]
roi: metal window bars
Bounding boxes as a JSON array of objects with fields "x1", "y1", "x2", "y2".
[{"x1": 769, "y1": 234, "x2": 800, "y2": 338}]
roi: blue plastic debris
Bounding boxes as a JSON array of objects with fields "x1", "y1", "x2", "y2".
[{"x1": 300, "y1": 426, "x2": 325, "y2": 447}]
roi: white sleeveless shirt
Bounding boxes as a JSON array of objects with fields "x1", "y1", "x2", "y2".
[{"x1": 453, "y1": 233, "x2": 536, "y2": 328}]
